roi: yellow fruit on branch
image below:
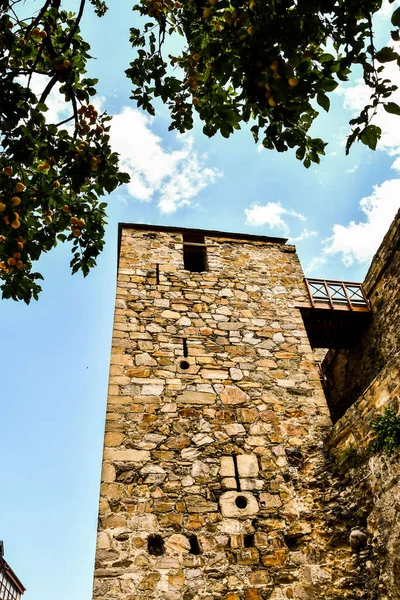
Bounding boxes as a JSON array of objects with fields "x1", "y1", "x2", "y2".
[
  {"x1": 269, "y1": 60, "x2": 278, "y2": 72},
  {"x1": 11, "y1": 220, "x2": 20, "y2": 229},
  {"x1": 249, "y1": 1, "x2": 257, "y2": 10},
  {"x1": 193, "y1": 97, "x2": 199, "y2": 105},
  {"x1": 203, "y1": 7, "x2": 212, "y2": 18},
  {"x1": 17, "y1": 241, "x2": 24, "y2": 250},
  {"x1": 3, "y1": 166, "x2": 12, "y2": 176},
  {"x1": 247, "y1": 25, "x2": 255, "y2": 35},
  {"x1": 77, "y1": 219, "x2": 85, "y2": 228},
  {"x1": 16, "y1": 260, "x2": 23, "y2": 269},
  {"x1": 0, "y1": 202, "x2": 6, "y2": 212},
  {"x1": 15, "y1": 182, "x2": 25, "y2": 193},
  {"x1": 7, "y1": 257, "x2": 16, "y2": 266},
  {"x1": 70, "y1": 217, "x2": 79, "y2": 226},
  {"x1": 13, "y1": 252, "x2": 21, "y2": 259},
  {"x1": 268, "y1": 96, "x2": 277, "y2": 107},
  {"x1": 52, "y1": 180, "x2": 61, "y2": 189},
  {"x1": 62, "y1": 205, "x2": 70, "y2": 213},
  {"x1": 11, "y1": 196, "x2": 21, "y2": 206},
  {"x1": 288, "y1": 77, "x2": 299, "y2": 87},
  {"x1": 72, "y1": 228, "x2": 81, "y2": 237},
  {"x1": 224, "y1": 11, "x2": 233, "y2": 23}
]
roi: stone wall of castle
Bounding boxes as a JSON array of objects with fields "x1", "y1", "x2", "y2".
[
  {"x1": 324, "y1": 210, "x2": 400, "y2": 599},
  {"x1": 322, "y1": 209, "x2": 400, "y2": 424},
  {"x1": 91, "y1": 227, "x2": 348, "y2": 600}
]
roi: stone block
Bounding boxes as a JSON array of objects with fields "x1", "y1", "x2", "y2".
[
  {"x1": 220, "y1": 456, "x2": 235, "y2": 477},
  {"x1": 176, "y1": 392, "x2": 216, "y2": 404},
  {"x1": 237, "y1": 454, "x2": 259, "y2": 477},
  {"x1": 219, "y1": 491, "x2": 259, "y2": 518},
  {"x1": 103, "y1": 449, "x2": 150, "y2": 463},
  {"x1": 220, "y1": 386, "x2": 250, "y2": 405}
]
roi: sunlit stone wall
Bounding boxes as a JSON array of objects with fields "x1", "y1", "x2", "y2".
[{"x1": 92, "y1": 226, "x2": 336, "y2": 600}]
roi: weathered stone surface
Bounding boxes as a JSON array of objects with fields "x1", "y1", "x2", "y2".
[
  {"x1": 176, "y1": 391, "x2": 216, "y2": 404},
  {"x1": 219, "y1": 492, "x2": 259, "y2": 517},
  {"x1": 103, "y1": 449, "x2": 150, "y2": 463},
  {"x1": 220, "y1": 386, "x2": 249, "y2": 405},
  {"x1": 94, "y1": 223, "x2": 390, "y2": 600},
  {"x1": 237, "y1": 454, "x2": 259, "y2": 477}
]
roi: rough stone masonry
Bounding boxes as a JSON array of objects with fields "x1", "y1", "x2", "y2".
[{"x1": 92, "y1": 225, "x2": 363, "y2": 600}]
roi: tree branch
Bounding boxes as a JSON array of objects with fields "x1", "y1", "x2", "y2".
[
  {"x1": 61, "y1": 0, "x2": 86, "y2": 52},
  {"x1": 39, "y1": 74, "x2": 58, "y2": 104},
  {"x1": 25, "y1": 0, "x2": 52, "y2": 38},
  {"x1": 55, "y1": 114, "x2": 75, "y2": 127}
]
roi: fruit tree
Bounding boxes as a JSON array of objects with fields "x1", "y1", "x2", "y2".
[{"x1": 2, "y1": 0, "x2": 400, "y2": 302}]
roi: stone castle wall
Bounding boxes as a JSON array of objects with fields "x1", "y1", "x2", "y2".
[
  {"x1": 324, "y1": 210, "x2": 400, "y2": 600},
  {"x1": 322, "y1": 208, "x2": 400, "y2": 424},
  {"x1": 91, "y1": 227, "x2": 348, "y2": 600}
]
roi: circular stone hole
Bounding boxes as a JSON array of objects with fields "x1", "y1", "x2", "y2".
[
  {"x1": 235, "y1": 495, "x2": 248, "y2": 509},
  {"x1": 179, "y1": 360, "x2": 190, "y2": 370}
]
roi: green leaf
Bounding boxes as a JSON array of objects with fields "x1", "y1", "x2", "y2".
[
  {"x1": 317, "y1": 93, "x2": 330, "y2": 112},
  {"x1": 391, "y1": 6, "x2": 400, "y2": 27},
  {"x1": 384, "y1": 102, "x2": 400, "y2": 115},
  {"x1": 360, "y1": 124, "x2": 381, "y2": 150},
  {"x1": 36, "y1": 103, "x2": 48, "y2": 112},
  {"x1": 375, "y1": 47, "x2": 399, "y2": 63}
]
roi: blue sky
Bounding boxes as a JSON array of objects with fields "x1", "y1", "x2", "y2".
[{"x1": 1, "y1": 2, "x2": 400, "y2": 599}]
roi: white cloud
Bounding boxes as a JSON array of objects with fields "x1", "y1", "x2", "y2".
[
  {"x1": 345, "y1": 164, "x2": 359, "y2": 174},
  {"x1": 323, "y1": 179, "x2": 400, "y2": 266},
  {"x1": 289, "y1": 228, "x2": 318, "y2": 243},
  {"x1": 245, "y1": 201, "x2": 305, "y2": 234},
  {"x1": 109, "y1": 107, "x2": 222, "y2": 213},
  {"x1": 379, "y1": 0, "x2": 400, "y2": 18},
  {"x1": 305, "y1": 255, "x2": 327, "y2": 275}
]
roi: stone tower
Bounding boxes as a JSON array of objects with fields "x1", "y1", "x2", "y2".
[{"x1": 92, "y1": 224, "x2": 333, "y2": 600}]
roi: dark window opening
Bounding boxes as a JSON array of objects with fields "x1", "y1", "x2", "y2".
[
  {"x1": 148, "y1": 534, "x2": 165, "y2": 556},
  {"x1": 244, "y1": 534, "x2": 254, "y2": 548},
  {"x1": 179, "y1": 360, "x2": 190, "y2": 370},
  {"x1": 188, "y1": 535, "x2": 201, "y2": 555},
  {"x1": 183, "y1": 233, "x2": 207, "y2": 273}
]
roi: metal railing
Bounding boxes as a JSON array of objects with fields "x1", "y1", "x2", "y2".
[{"x1": 304, "y1": 278, "x2": 371, "y2": 311}]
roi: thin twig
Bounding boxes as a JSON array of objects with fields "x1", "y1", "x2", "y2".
[
  {"x1": 55, "y1": 115, "x2": 75, "y2": 127},
  {"x1": 25, "y1": 0, "x2": 52, "y2": 37}
]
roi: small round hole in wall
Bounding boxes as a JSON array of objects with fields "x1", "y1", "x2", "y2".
[
  {"x1": 235, "y1": 495, "x2": 248, "y2": 509},
  {"x1": 179, "y1": 360, "x2": 190, "y2": 370}
]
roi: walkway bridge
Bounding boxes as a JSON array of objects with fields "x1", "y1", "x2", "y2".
[{"x1": 297, "y1": 278, "x2": 372, "y2": 348}]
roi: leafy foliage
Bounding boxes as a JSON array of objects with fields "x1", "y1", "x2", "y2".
[
  {"x1": 2, "y1": 0, "x2": 400, "y2": 303},
  {"x1": 0, "y1": 0, "x2": 129, "y2": 303},
  {"x1": 370, "y1": 407, "x2": 400, "y2": 455},
  {"x1": 127, "y1": 0, "x2": 400, "y2": 167}
]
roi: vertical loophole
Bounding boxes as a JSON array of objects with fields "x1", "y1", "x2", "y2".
[
  {"x1": 244, "y1": 534, "x2": 254, "y2": 548},
  {"x1": 189, "y1": 535, "x2": 201, "y2": 555},
  {"x1": 232, "y1": 455, "x2": 241, "y2": 492},
  {"x1": 156, "y1": 263, "x2": 160, "y2": 285},
  {"x1": 147, "y1": 534, "x2": 165, "y2": 556},
  {"x1": 182, "y1": 338, "x2": 188, "y2": 357}
]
